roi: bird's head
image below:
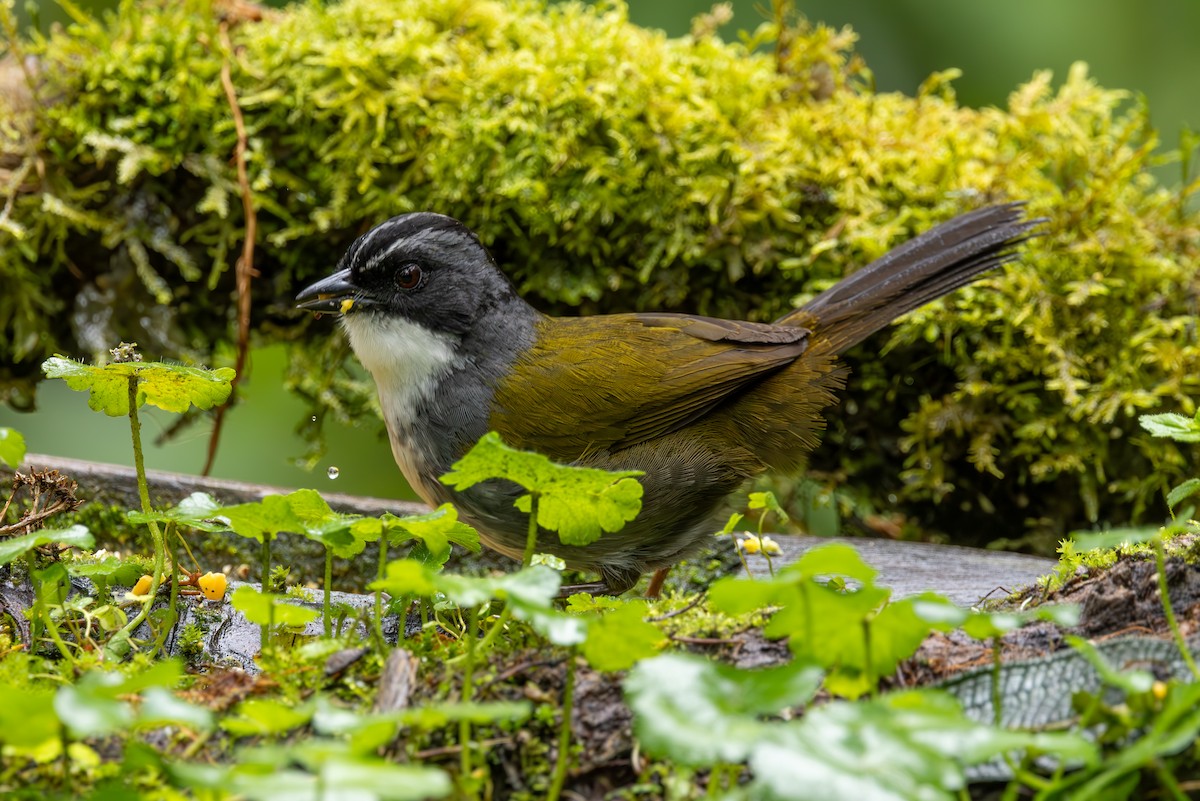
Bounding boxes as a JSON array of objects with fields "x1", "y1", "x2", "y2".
[{"x1": 296, "y1": 212, "x2": 523, "y2": 340}]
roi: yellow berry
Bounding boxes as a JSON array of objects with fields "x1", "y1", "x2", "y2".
[
  {"x1": 131, "y1": 574, "x2": 154, "y2": 597},
  {"x1": 197, "y1": 571, "x2": 228, "y2": 601}
]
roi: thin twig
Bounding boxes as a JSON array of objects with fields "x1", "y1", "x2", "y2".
[
  {"x1": 203, "y1": 23, "x2": 259, "y2": 476},
  {"x1": 669, "y1": 635, "x2": 738, "y2": 646},
  {"x1": 646, "y1": 591, "x2": 707, "y2": 622},
  {"x1": 411, "y1": 737, "x2": 514, "y2": 761}
]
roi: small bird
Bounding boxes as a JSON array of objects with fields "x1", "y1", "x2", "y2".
[{"x1": 297, "y1": 204, "x2": 1038, "y2": 594}]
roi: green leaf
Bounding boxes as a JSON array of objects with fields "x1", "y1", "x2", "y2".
[
  {"x1": 319, "y1": 759, "x2": 452, "y2": 800},
  {"x1": 1166, "y1": 478, "x2": 1200, "y2": 513},
  {"x1": 749, "y1": 691, "x2": 1097, "y2": 800},
  {"x1": 52, "y1": 663, "x2": 185, "y2": 739},
  {"x1": 791, "y1": 541, "x2": 878, "y2": 583},
  {"x1": 231, "y1": 585, "x2": 320, "y2": 627},
  {"x1": 716, "y1": 511, "x2": 744, "y2": 536},
  {"x1": 138, "y1": 687, "x2": 213, "y2": 731},
  {"x1": 957, "y1": 603, "x2": 1081, "y2": 640},
  {"x1": 441, "y1": 431, "x2": 643, "y2": 546},
  {"x1": 219, "y1": 489, "x2": 369, "y2": 556},
  {"x1": 0, "y1": 427, "x2": 25, "y2": 467},
  {"x1": 42, "y1": 356, "x2": 234, "y2": 417},
  {"x1": 1070, "y1": 527, "x2": 1160, "y2": 551},
  {"x1": 219, "y1": 494, "x2": 306, "y2": 543},
  {"x1": 386, "y1": 505, "x2": 481, "y2": 560},
  {"x1": 33, "y1": 563, "x2": 70, "y2": 606},
  {"x1": 396, "y1": 701, "x2": 532, "y2": 730},
  {"x1": 1139, "y1": 412, "x2": 1200, "y2": 442},
  {"x1": 222, "y1": 698, "x2": 314, "y2": 737},
  {"x1": 749, "y1": 490, "x2": 789, "y2": 526},
  {"x1": 313, "y1": 697, "x2": 531, "y2": 737},
  {"x1": 711, "y1": 543, "x2": 945, "y2": 699},
  {"x1": 370, "y1": 559, "x2": 440, "y2": 598},
  {"x1": 0, "y1": 686, "x2": 59, "y2": 748},
  {"x1": 581, "y1": 600, "x2": 665, "y2": 671},
  {"x1": 128, "y1": 491, "x2": 229, "y2": 532},
  {"x1": 68, "y1": 558, "x2": 148, "y2": 588},
  {"x1": 168, "y1": 763, "x2": 322, "y2": 801},
  {"x1": 172, "y1": 755, "x2": 452, "y2": 801},
  {"x1": 625, "y1": 653, "x2": 824, "y2": 766},
  {"x1": 444, "y1": 566, "x2": 587, "y2": 644},
  {"x1": 55, "y1": 676, "x2": 135, "y2": 739},
  {"x1": 822, "y1": 593, "x2": 944, "y2": 699},
  {"x1": 0, "y1": 524, "x2": 93, "y2": 566}
]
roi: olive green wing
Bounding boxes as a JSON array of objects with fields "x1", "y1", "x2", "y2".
[{"x1": 489, "y1": 312, "x2": 811, "y2": 460}]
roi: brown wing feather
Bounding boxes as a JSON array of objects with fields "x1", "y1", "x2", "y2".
[{"x1": 489, "y1": 313, "x2": 811, "y2": 460}]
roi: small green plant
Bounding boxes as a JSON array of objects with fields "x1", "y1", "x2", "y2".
[
  {"x1": 626, "y1": 654, "x2": 1096, "y2": 799},
  {"x1": 441, "y1": 430, "x2": 644, "y2": 565},
  {"x1": 42, "y1": 346, "x2": 234, "y2": 657},
  {"x1": 386, "y1": 431, "x2": 658, "y2": 800}
]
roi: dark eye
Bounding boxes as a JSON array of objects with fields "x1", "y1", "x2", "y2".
[{"x1": 395, "y1": 262, "x2": 423, "y2": 291}]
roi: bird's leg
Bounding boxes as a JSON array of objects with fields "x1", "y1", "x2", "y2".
[{"x1": 644, "y1": 568, "x2": 670, "y2": 599}]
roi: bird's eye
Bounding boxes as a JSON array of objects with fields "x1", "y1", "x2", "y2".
[{"x1": 395, "y1": 262, "x2": 424, "y2": 291}]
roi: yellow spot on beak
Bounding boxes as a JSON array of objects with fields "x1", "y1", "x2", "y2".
[{"x1": 340, "y1": 298, "x2": 355, "y2": 314}]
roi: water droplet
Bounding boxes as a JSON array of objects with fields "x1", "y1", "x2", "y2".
[
  {"x1": 327, "y1": 466, "x2": 340, "y2": 480},
  {"x1": 311, "y1": 415, "x2": 317, "y2": 423}
]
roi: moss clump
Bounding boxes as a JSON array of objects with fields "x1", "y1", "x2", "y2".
[{"x1": 1, "y1": 0, "x2": 1198, "y2": 546}]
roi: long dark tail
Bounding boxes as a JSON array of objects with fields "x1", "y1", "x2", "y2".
[{"x1": 777, "y1": 203, "x2": 1041, "y2": 353}]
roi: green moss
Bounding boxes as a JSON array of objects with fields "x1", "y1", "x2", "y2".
[{"x1": 2, "y1": 0, "x2": 1198, "y2": 546}]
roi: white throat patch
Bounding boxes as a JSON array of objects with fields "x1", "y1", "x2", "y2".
[{"x1": 340, "y1": 313, "x2": 457, "y2": 434}]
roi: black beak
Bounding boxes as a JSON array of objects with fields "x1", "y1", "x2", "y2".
[{"x1": 296, "y1": 269, "x2": 363, "y2": 314}]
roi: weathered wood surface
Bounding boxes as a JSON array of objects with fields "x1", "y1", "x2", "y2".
[
  {"x1": 742, "y1": 536, "x2": 1056, "y2": 607},
  {"x1": 5, "y1": 453, "x2": 1057, "y2": 603},
  {"x1": 7, "y1": 452, "x2": 428, "y2": 518}
]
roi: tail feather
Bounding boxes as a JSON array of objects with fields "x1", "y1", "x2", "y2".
[{"x1": 778, "y1": 203, "x2": 1041, "y2": 353}]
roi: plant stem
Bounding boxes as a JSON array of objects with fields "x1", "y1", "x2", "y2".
[
  {"x1": 1153, "y1": 536, "x2": 1200, "y2": 679},
  {"x1": 522, "y1": 493, "x2": 540, "y2": 566},
  {"x1": 1154, "y1": 759, "x2": 1190, "y2": 801},
  {"x1": 460, "y1": 606, "x2": 479, "y2": 779},
  {"x1": 474, "y1": 605, "x2": 514, "y2": 655},
  {"x1": 260, "y1": 536, "x2": 272, "y2": 588},
  {"x1": 734, "y1": 539, "x2": 753, "y2": 579},
  {"x1": 114, "y1": 374, "x2": 166, "y2": 649},
  {"x1": 323, "y1": 546, "x2": 333, "y2": 638},
  {"x1": 373, "y1": 538, "x2": 388, "y2": 649},
  {"x1": 546, "y1": 650, "x2": 577, "y2": 801},
  {"x1": 33, "y1": 569, "x2": 74, "y2": 663},
  {"x1": 259, "y1": 536, "x2": 272, "y2": 649},
  {"x1": 991, "y1": 636, "x2": 1004, "y2": 727},
  {"x1": 863, "y1": 616, "x2": 876, "y2": 698},
  {"x1": 149, "y1": 522, "x2": 180, "y2": 659},
  {"x1": 58, "y1": 722, "x2": 70, "y2": 787}
]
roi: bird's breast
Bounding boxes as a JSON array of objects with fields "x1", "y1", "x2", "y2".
[{"x1": 341, "y1": 312, "x2": 461, "y2": 503}]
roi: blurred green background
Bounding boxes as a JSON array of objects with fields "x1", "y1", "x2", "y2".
[{"x1": 2, "y1": 0, "x2": 1196, "y2": 501}]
